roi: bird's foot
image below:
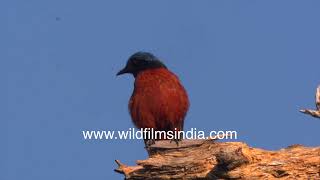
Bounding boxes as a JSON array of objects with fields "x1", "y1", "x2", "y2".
[
  {"x1": 144, "y1": 139, "x2": 155, "y2": 148},
  {"x1": 170, "y1": 138, "x2": 182, "y2": 147}
]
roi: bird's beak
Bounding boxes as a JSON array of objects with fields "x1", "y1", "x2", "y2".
[{"x1": 116, "y1": 67, "x2": 129, "y2": 76}]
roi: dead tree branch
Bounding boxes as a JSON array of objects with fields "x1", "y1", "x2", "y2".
[
  {"x1": 115, "y1": 140, "x2": 320, "y2": 179},
  {"x1": 300, "y1": 85, "x2": 320, "y2": 118}
]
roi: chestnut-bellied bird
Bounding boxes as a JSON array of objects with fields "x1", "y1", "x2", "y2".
[{"x1": 117, "y1": 52, "x2": 189, "y2": 146}]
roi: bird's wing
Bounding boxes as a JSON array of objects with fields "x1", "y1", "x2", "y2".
[{"x1": 316, "y1": 85, "x2": 320, "y2": 110}]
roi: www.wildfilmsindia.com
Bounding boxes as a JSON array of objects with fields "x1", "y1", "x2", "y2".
[{"x1": 82, "y1": 128, "x2": 237, "y2": 140}]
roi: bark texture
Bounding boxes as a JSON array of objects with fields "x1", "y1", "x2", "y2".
[
  {"x1": 115, "y1": 86, "x2": 320, "y2": 179},
  {"x1": 115, "y1": 140, "x2": 320, "y2": 179}
]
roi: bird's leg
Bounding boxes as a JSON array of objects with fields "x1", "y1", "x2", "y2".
[
  {"x1": 143, "y1": 128, "x2": 156, "y2": 148},
  {"x1": 170, "y1": 129, "x2": 183, "y2": 146},
  {"x1": 170, "y1": 138, "x2": 182, "y2": 146}
]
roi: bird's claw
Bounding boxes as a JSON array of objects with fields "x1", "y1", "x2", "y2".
[
  {"x1": 170, "y1": 138, "x2": 182, "y2": 146},
  {"x1": 144, "y1": 139, "x2": 155, "y2": 148}
]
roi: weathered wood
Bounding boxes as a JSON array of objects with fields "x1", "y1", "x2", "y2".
[
  {"x1": 300, "y1": 85, "x2": 320, "y2": 118},
  {"x1": 115, "y1": 140, "x2": 320, "y2": 179},
  {"x1": 114, "y1": 86, "x2": 320, "y2": 179}
]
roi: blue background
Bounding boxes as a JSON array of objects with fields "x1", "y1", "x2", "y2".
[{"x1": 4, "y1": 1, "x2": 320, "y2": 179}]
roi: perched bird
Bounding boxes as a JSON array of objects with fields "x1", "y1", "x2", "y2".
[{"x1": 117, "y1": 52, "x2": 189, "y2": 145}]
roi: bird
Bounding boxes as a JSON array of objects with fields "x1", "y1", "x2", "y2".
[{"x1": 117, "y1": 52, "x2": 190, "y2": 146}]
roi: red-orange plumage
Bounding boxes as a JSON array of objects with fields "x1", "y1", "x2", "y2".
[{"x1": 129, "y1": 68, "x2": 189, "y2": 133}]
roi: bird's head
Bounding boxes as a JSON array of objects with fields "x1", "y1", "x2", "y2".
[{"x1": 117, "y1": 52, "x2": 167, "y2": 77}]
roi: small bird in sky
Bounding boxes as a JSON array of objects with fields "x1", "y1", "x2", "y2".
[{"x1": 117, "y1": 52, "x2": 190, "y2": 146}]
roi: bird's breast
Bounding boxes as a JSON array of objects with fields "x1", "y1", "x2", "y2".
[{"x1": 128, "y1": 68, "x2": 189, "y2": 130}]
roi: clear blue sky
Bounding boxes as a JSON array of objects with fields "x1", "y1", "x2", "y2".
[{"x1": 4, "y1": 1, "x2": 320, "y2": 179}]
